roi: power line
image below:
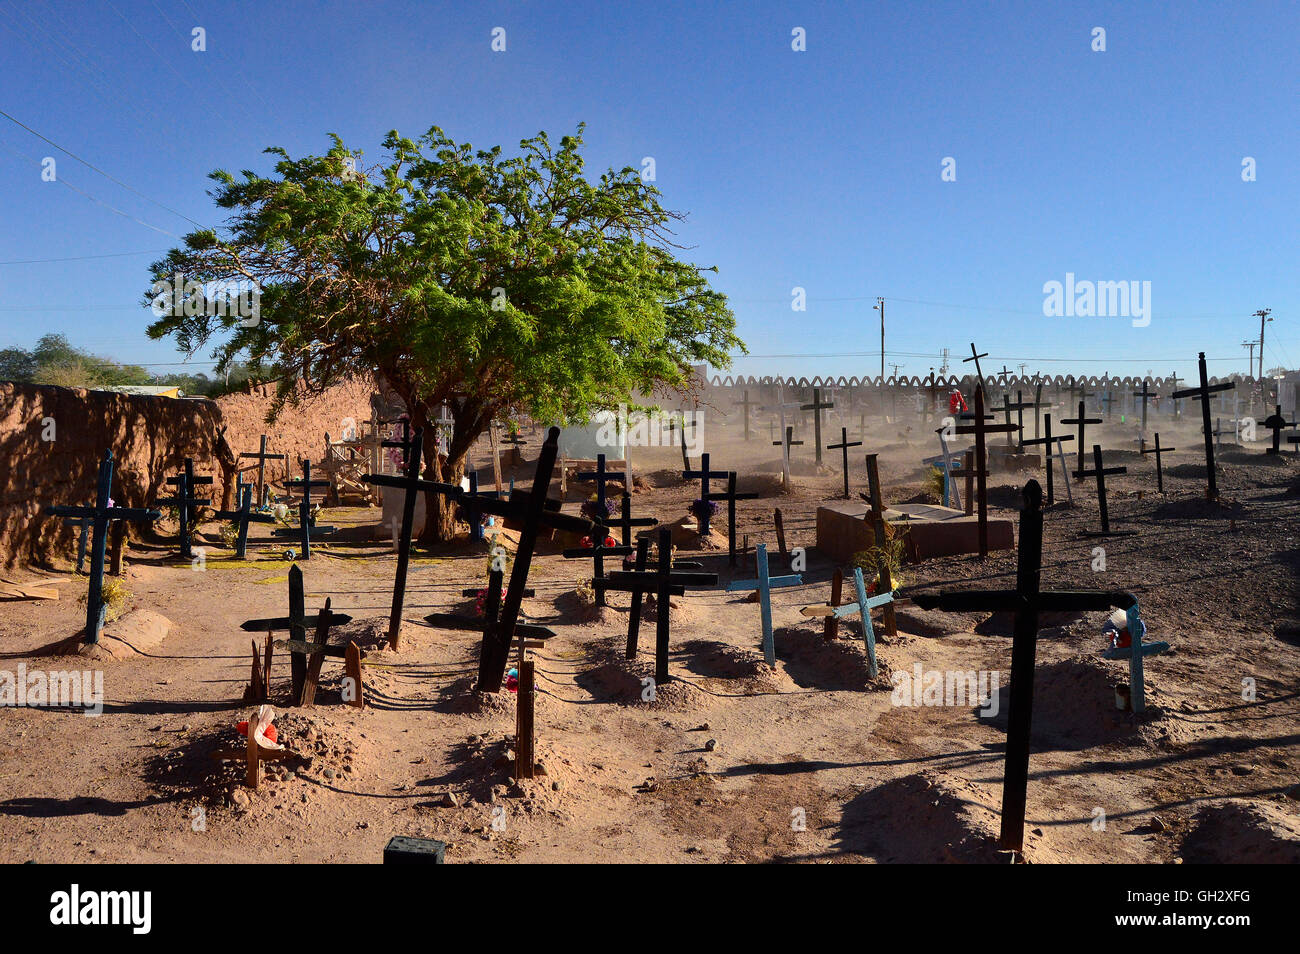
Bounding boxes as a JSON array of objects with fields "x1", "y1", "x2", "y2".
[{"x1": 0, "y1": 249, "x2": 168, "y2": 266}]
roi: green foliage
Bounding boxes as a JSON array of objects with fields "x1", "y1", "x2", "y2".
[
  {"x1": 142, "y1": 124, "x2": 745, "y2": 502},
  {"x1": 77, "y1": 577, "x2": 131, "y2": 623},
  {"x1": 852, "y1": 522, "x2": 909, "y2": 593},
  {"x1": 0, "y1": 333, "x2": 243, "y2": 395}
]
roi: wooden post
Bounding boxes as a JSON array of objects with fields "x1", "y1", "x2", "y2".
[
  {"x1": 299, "y1": 599, "x2": 333, "y2": 707},
  {"x1": 515, "y1": 660, "x2": 536, "y2": 780},
  {"x1": 773, "y1": 508, "x2": 788, "y2": 567},
  {"x1": 823, "y1": 569, "x2": 843, "y2": 641},
  {"x1": 344, "y1": 641, "x2": 364, "y2": 709},
  {"x1": 863, "y1": 454, "x2": 898, "y2": 638}
]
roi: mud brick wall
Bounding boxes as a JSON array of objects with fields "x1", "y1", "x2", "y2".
[{"x1": 0, "y1": 378, "x2": 375, "y2": 568}]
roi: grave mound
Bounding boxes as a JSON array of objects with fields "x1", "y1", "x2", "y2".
[
  {"x1": 774, "y1": 625, "x2": 891, "y2": 691},
  {"x1": 1219, "y1": 449, "x2": 1288, "y2": 466},
  {"x1": 1179, "y1": 800, "x2": 1300, "y2": 864},
  {"x1": 1151, "y1": 496, "x2": 1245, "y2": 519},
  {"x1": 32, "y1": 609, "x2": 174, "y2": 661},
  {"x1": 680, "y1": 638, "x2": 792, "y2": 694},
  {"x1": 436, "y1": 675, "x2": 517, "y2": 717},
  {"x1": 985, "y1": 655, "x2": 1185, "y2": 751},
  {"x1": 144, "y1": 708, "x2": 371, "y2": 814},
  {"x1": 842, "y1": 772, "x2": 1004, "y2": 863},
  {"x1": 574, "y1": 639, "x2": 712, "y2": 712},
  {"x1": 430, "y1": 730, "x2": 575, "y2": 813},
  {"x1": 893, "y1": 605, "x2": 970, "y2": 638}
]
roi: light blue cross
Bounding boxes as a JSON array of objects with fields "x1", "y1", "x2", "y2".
[
  {"x1": 725, "y1": 543, "x2": 802, "y2": 665},
  {"x1": 1101, "y1": 603, "x2": 1168, "y2": 713}
]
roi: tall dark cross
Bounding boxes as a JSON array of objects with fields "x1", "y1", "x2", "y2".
[
  {"x1": 1261, "y1": 405, "x2": 1296, "y2": 455},
  {"x1": 1000, "y1": 393, "x2": 1035, "y2": 449},
  {"x1": 801, "y1": 388, "x2": 834, "y2": 464},
  {"x1": 1061, "y1": 401, "x2": 1103, "y2": 480},
  {"x1": 1080, "y1": 445, "x2": 1133, "y2": 537},
  {"x1": 706, "y1": 472, "x2": 758, "y2": 565},
  {"x1": 1132, "y1": 381, "x2": 1159, "y2": 435},
  {"x1": 274, "y1": 459, "x2": 334, "y2": 559},
  {"x1": 577, "y1": 453, "x2": 624, "y2": 517},
  {"x1": 772, "y1": 426, "x2": 804, "y2": 484},
  {"x1": 682, "y1": 452, "x2": 728, "y2": 536},
  {"x1": 1140, "y1": 433, "x2": 1174, "y2": 493},
  {"x1": 1167, "y1": 373, "x2": 1184, "y2": 418},
  {"x1": 361, "y1": 428, "x2": 463, "y2": 649},
  {"x1": 1063, "y1": 381, "x2": 1094, "y2": 418},
  {"x1": 158, "y1": 457, "x2": 212, "y2": 560},
  {"x1": 1099, "y1": 390, "x2": 1116, "y2": 420},
  {"x1": 923, "y1": 372, "x2": 947, "y2": 420},
  {"x1": 1013, "y1": 388, "x2": 1052, "y2": 449},
  {"x1": 435, "y1": 428, "x2": 595, "y2": 691},
  {"x1": 240, "y1": 564, "x2": 352, "y2": 704},
  {"x1": 1171, "y1": 352, "x2": 1234, "y2": 500},
  {"x1": 963, "y1": 343, "x2": 989, "y2": 391},
  {"x1": 567, "y1": 527, "x2": 633, "y2": 608},
  {"x1": 239, "y1": 434, "x2": 286, "y2": 508},
  {"x1": 432, "y1": 567, "x2": 554, "y2": 664},
  {"x1": 605, "y1": 527, "x2": 718, "y2": 683},
  {"x1": 733, "y1": 390, "x2": 760, "y2": 440},
  {"x1": 827, "y1": 427, "x2": 863, "y2": 498},
  {"x1": 952, "y1": 387, "x2": 1018, "y2": 557},
  {"x1": 912, "y1": 480, "x2": 1140, "y2": 854},
  {"x1": 43, "y1": 449, "x2": 160, "y2": 644},
  {"x1": 212, "y1": 485, "x2": 275, "y2": 560},
  {"x1": 1020, "y1": 414, "x2": 1073, "y2": 506},
  {"x1": 613, "y1": 493, "x2": 657, "y2": 548}
]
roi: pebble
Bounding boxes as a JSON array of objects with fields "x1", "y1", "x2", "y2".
[{"x1": 705, "y1": 739, "x2": 718, "y2": 751}]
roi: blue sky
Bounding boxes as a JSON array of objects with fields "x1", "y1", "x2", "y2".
[{"x1": 0, "y1": 0, "x2": 1296, "y2": 383}]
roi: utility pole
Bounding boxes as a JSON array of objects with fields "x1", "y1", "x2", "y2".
[
  {"x1": 1254, "y1": 308, "x2": 1272, "y2": 408},
  {"x1": 874, "y1": 297, "x2": 885, "y2": 382},
  {"x1": 1242, "y1": 341, "x2": 1256, "y2": 408}
]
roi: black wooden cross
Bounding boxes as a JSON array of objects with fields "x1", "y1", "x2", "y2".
[
  {"x1": 1139, "y1": 432, "x2": 1174, "y2": 493},
  {"x1": 212, "y1": 485, "x2": 275, "y2": 559},
  {"x1": 361, "y1": 428, "x2": 463, "y2": 649},
  {"x1": 158, "y1": 457, "x2": 212, "y2": 560},
  {"x1": 1000, "y1": 392, "x2": 1032, "y2": 449},
  {"x1": 953, "y1": 387, "x2": 1018, "y2": 557},
  {"x1": 274, "y1": 459, "x2": 334, "y2": 559},
  {"x1": 1020, "y1": 413, "x2": 1073, "y2": 506},
  {"x1": 1079, "y1": 445, "x2": 1133, "y2": 536},
  {"x1": 44, "y1": 449, "x2": 160, "y2": 643},
  {"x1": 733, "y1": 389, "x2": 760, "y2": 440},
  {"x1": 1171, "y1": 352, "x2": 1234, "y2": 500},
  {"x1": 604, "y1": 527, "x2": 717, "y2": 684},
  {"x1": 1061, "y1": 400, "x2": 1103, "y2": 480},
  {"x1": 1099, "y1": 389, "x2": 1116, "y2": 420},
  {"x1": 576, "y1": 453, "x2": 624, "y2": 515},
  {"x1": 683, "y1": 452, "x2": 728, "y2": 536},
  {"x1": 431, "y1": 567, "x2": 556, "y2": 663},
  {"x1": 1261, "y1": 404, "x2": 1296, "y2": 455},
  {"x1": 613, "y1": 492, "x2": 657, "y2": 548},
  {"x1": 827, "y1": 426, "x2": 862, "y2": 498},
  {"x1": 666, "y1": 412, "x2": 697, "y2": 471},
  {"x1": 239, "y1": 435, "x2": 286, "y2": 509},
  {"x1": 1063, "y1": 381, "x2": 1095, "y2": 418},
  {"x1": 500, "y1": 426, "x2": 527, "y2": 465},
  {"x1": 706, "y1": 472, "x2": 758, "y2": 565},
  {"x1": 1132, "y1": 381, "x2": 1159, "y2": 435},
  {"x1": 566, "y1": 525, "x2": 633, "y2": 607},
  {"x1": 912, "y1": 480, "x2": 1140, "y2": 854},
  {"x1": 963, "y1": 343, "x2": 988, "y2": 390},
  {"x1": 240, "y1": 564, "x2": 352, "y2": 704},
  {"x1": 801, "y1": 388, "x2": 835, "y2": 464}
]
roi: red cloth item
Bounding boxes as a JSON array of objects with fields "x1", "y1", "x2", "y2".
[
  {"x1": 949, "y1": 390, "x2": 968, "y2": 414},
  {"x1": 237, "y1": 721, "x2": 278, "y2": 743}
]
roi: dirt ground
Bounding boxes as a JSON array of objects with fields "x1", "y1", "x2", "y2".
[{"x1": 2, "y1": 406, "x2": 1298, "y2": 864}]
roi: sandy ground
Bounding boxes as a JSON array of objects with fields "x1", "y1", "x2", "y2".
[{"x1": 2, "y1": 407, "x2": 1298, "y2": 864}]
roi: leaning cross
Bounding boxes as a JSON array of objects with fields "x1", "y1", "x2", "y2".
[
  {"x1": 1171, "y1": 352, "x2": 1234, "y2": 499},
  {"x1": 799, "y1": 565, "x2": 892, "y2": 679},
  {"x1": 1020, "y1": 413, "x2": 1074, "y2": 507},
  {"x1": 240, "y1": 565, "x2": 352, "y2": 704},
  {"x1": 1079, "y1": 444, "x2": 1132, "y2": 537}
]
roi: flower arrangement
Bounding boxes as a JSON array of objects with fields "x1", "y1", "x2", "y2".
[
  {"x1": 474, "y1": 587, "x2": 507, "y2": 617},
  {"x1": 218, "y1": 522, "x2": 241, "y2": 549},
  {"x1": 574, "y1": 578, "x2": 597, "y2": 608},
  {"x1": 581, "y1": 496, "x2": 619, "y2": 522},
  {"x1": 689, "y1": 498, "x2": 719, "y2": 521},
  {"x1": 580, "y1": 534, "x2": 618, "y2": 549}
]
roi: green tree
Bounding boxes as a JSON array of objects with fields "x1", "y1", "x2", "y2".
[
  {"x1": 144, "y1": 124, "x2": 743, "y2": 539},
  {"x1": 0, "y1": 347, "x2": 36, "y2": 382}
]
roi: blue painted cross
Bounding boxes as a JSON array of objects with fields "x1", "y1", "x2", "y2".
[
  {"x1": 1101, "y1": 603, "x2": 1168, "y2": 714},
  {"x1": 725, "y1": 543, "x2": 803, "y2": 666},
  {"x1": 212, "y1": 484, "x2": 275, "y2": 559},
  {"x1": 273, "y1": 459, "x2": 335, "y2": 559},
  {"x1": 43, "y1": 449, "x2": 160, "y2": 643},
  {"x1": 924, "y1": 429, "x2": 965, "y2": 509},
  {"x1": 157, "y1": 457, "x2": 212, "y2": 560},
  {"x1": 799, "y1": 566, "x2": 892, "y2": 679}
]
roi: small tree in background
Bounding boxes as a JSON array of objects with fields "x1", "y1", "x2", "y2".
[{"x1": 145, "y1": 124, "x2": 743, "y2": 540}]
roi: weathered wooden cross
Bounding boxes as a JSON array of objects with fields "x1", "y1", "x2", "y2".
[
  {"x1": 706, "y1": 472, "x2": 758, "y2": 566},
  {"x1": 827, "y1": 427, "x2": 863, "y2": 499},
  {"x1": 1171, "y1": 352, "x2": 1234, "y2": 499},
  {"x1": 1261, "y1": 404, "x2": 1296, "y2": 455},
  {"x1": 239, "y1": 435, "x2": 286, "y2": 509},
  {"x1": 912, "y1": 480, "x2": 1142, "y2": 854},
  {"x1": 1139, "y1": 432, "x2": 1174, "y2": 493},
  {"x1": 1061, "y1": 400, "x2": 1103, "y2": 480},
  {"x1": 1132, "y1": 381, "x2": 1159, "y2": 436},
  {"x1": 953, "y1": 388, "x2": 1018, "y2": 557},
  {"x1": 612, "y1": 492, "x2": 657, "y2": 548},
  {"x1": 682, "y1": 452, "x2": 728, "y2": 536},
  {"x1": 1101, "y1": 604, "x2": 1167, "y2": 714},
  {"x1": 273, "y1": 459, "x2": 335, "y2": 559},
  {"x1": 158, "y1": 457, "x2": 212, "y2": 560},
  {"x1": 725, "y1": 543, "x2": 802, "y2": 666},
  {"x1": 772, "y1": 426, "x2": 803, "y2": 491},
  {"x1": 44, "y1": 450, "x2": 160, "y2": 643},
  {"x1": 1020, "y1": 413, "x2": 1074, "y2": 506},
  {"x1": 963, "y1": 343, "x2": 988, "y2": 390},
  {"x1": 1080, "y1": 445, "x2": 1133, "y2": 536},
  {"x1": 576, "y1": 453, "x2": 624, "y2": 518},
  {"x1": 566, "y1": 526, "x2": 633, "y2": 608},
  {"x1": 212, "y1": 484, "x2": 276, "y2": 559},
  {"x1": 732, "y1": 389, "x2": 760, "y2": 440},
  {"x1": 801, "y1": 388, "x2": 834, "y2": 464},
  {"x1": 800, "y1": 566, "x2": 892, "y2": 679}
]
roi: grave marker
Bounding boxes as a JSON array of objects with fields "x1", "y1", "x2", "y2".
[
  {"x1": 1061, "y1": 401, "x2": 1102, "y2": 480},
  {"x1": 733, "y1": 389, "x2": 760, "y2": 440},
  {"x1": 1171, "y1": 352, "x2": 1234, "y2": 499},
  {"x1": 1261, "y1": 404, "x2": 1295, "y2": 454},
  {"x1": 827, "y1": 427, "x2": 863, "y2": 499},
  {"x1": 240, "y1": 565, "x2": 352, "y2": 704},
  {"x1": 273, "y1": 459, "x2": 335, "y2": 559},
  {"x1": 1079, "y1": 445, "x2": 1132, "y2": 537},
  {"x1": 1020, "y1": 413, "x2": 1074, "y2": 507},
  {"x1": 772, "y1": 426, "x2": 803, "y2": 491},
  {"x1": 801, "y1": 388, "x2": 834, "y2": 465},
  {"x1": 725, "y1": 543, "x2": 802, "y2": 666},
  {"x1": 239, "y1": 435, "x2": 286, "y2": 509},
  {"x1": 682, "y1": 452, "x2": 728, "y2": 536},
  {"x1": 706, "y1": 472, "x2": 758, "y2": 565},
  {"x1": 952, "y1": 388, "x2": 1017, "y2": 557},
  {"x1": 800, "y1": 566, "x2": 892, "y2": 678},
  {"x1": 1101, "y1": 605, "x2": 1168, "y2": 713},
  {"x1": 1132, "y1": 381, "x2": 1159, "y2": 436},
  {"x1": 158, "y1": 457, "x2": 212, "y2": 560},
  {"x1": 212, "y1": 485, "x2": 275, "y2": 560},
  {"x1": 1139, "y1": 433, "x2": 1174, "y2": 493},
  {"x1": 863, "y1": 454, "x2": 900, "y2": 637}
]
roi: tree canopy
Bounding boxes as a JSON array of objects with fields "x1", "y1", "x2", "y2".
[{"x1": 144, "y1": 123, "x2": 744, "y2": 537}]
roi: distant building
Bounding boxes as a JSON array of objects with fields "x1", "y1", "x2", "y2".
[{"x1": 91, "y1": 385, "x2": 183, "y2": 399}]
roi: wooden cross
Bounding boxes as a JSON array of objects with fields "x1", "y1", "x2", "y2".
[
  {"x1": 1132, "y1": 381, "x2": 1159, "y2": 436},
  {"x1": 801, "y1": 388, "x2": 835, "y2": 464},
  {"x1": 706, "y1": 472, "x2": 758, "y2": 565},
  {"x1": 912, "y1": 479, "x2": 1141, "y2": 853},
  {"x1": 827, "y1": 427, "x2": 862, "y2": 498},
  {"x1": 432, "y1": 566, "x2": 556, "y2": 668},
  {"x1": 1061, "y1": 400, "x2": 1103, "y2": 480},
  {"x1": 1171, "y1": 352, "x2": 1234, "y2": 500},
  {"x1": 612, "y1": 492, "x2": 657, "y2": 548},
  {"x1": 361, "y1": 428, "x2": 462, "y2": 649},
  {"x1": 239, "y1": 435, "x2": 286, "y2": 509},
  {"x1": 605, "y1": 527, "x2": 717, "y2": 682},
  {"x1": 264, "y1": 599, "x2": 362, "y2": 708},
  {"x1": 733, "y1": 389, "x2": 760, "y2": 440},
  {"x1": 576, "y1": 453, "x2": 625, "y2": 516},
  {"x1": 240, "y1": 566, "x2": 353, "y2": 704},
  {"x1": 764, "y1": 388, "x2": 802, "y2": 488},
  {"x1": 158, "y1": 457, "x2": 212, "y2": 560},
  {"x1": 1008, "y1": 389, "x2": 1050, "y2": 451},
  {"x1": 799, "y1": 566, "x2": 892, "y2": 679},
  {"x1": 1261, "y1": 404, "x2": 1296, "y2": 455},
  {"x1": 1099, "y1": 389, "x2": 1116, "y2": 420},
  {"x1": 862, "y1": 454, "x2": 900, "y2": 637},
  {"x1": 1139, "y1": 433, "x2": 1174, "y2": 493},
  {"x1": 724, "y1": 543, "x2": 802, "y2": 666},
  {"x1": 1166, "y1": 373, "x2": 1184, "y2": 417},
  {"x1": 963, "y1": 343, "x2": 988, "y2": 389},
  {"x1": 210, "y1": 707, "x2": 296, "y2": 790},
  {"x1": 772, "y1": 426, "x2": 803, "y2": 490},
  {"x1": 1101, "y1": 605, "x2": 1168, "y2": 714},
  {"x1": 1020, "y1": 413, "x2": 1074, "y2": 506},
  {"x1": 1080, "y1": 445, "x2": 1132, "y2": 536},
  {"x1": 952, "y1": 449, "x2": 977, "y2": 516},
  {"x1": 682, "y1": 452, "x2": 729, "y2": 536},
  {"x1": 500, "y1": 426, "x2": 527, "y2": 466},
  {"x1": 566, "y1": 527, "x2": 633, "y2": 608},
  {"x1": 43, "y1": 449, "x2": 160, "y2": 643},
  {"x1": 952, "y1": 388, "x2": 1018, "y2": 557},
  {"x1": 274, "y1": 459, "x2": 334, "y2": 558},
  {"x1": 923, "y1": 441, "x2": 964, "y2": 510},
  {"x1": 212, "y1": 485, "x2": 275, "y2": 559}
]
